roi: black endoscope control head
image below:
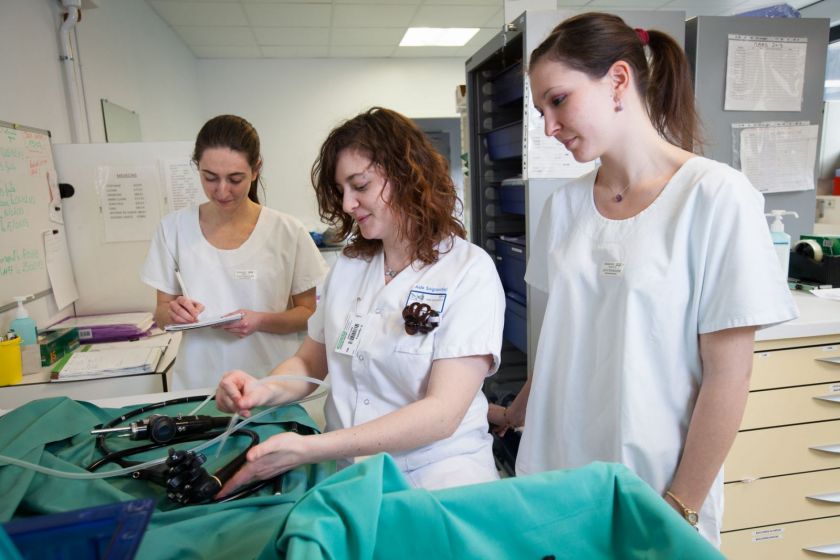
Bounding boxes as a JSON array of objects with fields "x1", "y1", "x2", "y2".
[{"x1": 165, "y1": 449, "x2": 221, "y2": 504}]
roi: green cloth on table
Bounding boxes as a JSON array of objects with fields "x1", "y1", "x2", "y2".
[
  {"x1": 263, "y1": 454, "x2": 724, "y2": 560},
  {"x1": 0, "y1": 397, "x2": 334, "y2": 560}
]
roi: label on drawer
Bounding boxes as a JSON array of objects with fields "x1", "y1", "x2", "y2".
[
  {"x1": 823, "y1": 346, "x2": 837, "y2": 351},
  {"x1": 752, "y1": 527, "x2": 784, "y2": 543},
  {"x1": 757, "y1": 352, "x2": 770, "y2": 359},
  {"x1": 831, "y1": 383, "x2": 840, "y2": 393}
]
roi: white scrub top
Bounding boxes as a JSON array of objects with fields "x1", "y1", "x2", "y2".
[
  {"x1": 141, "y1": 206, "x2": 328, "y2": 390},
  {"x1": 517, "y1": 157, "x2": 798, "y2": 543},
  {"x1": 308, "y1": 235, "x2": 504, "y2": 490}
]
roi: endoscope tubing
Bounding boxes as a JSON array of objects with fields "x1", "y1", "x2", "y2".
[{"x1": 0, "y1": 375, "x2": 328, "y2": 480}]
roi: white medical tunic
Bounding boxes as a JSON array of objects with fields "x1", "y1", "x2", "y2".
[
  {"x1": 141, "y1": 206, "x2": 328, "y2": 390},
  {"x1": 308, "y1": 236, "x2": 504, "y2": 490},
  {"x1": 517, "y1": 157, "x2": 798, "y2": 543}
]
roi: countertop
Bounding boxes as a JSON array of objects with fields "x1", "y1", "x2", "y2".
[{"x1": 756, "y1": 290, "x2": 840, "y2": 341}]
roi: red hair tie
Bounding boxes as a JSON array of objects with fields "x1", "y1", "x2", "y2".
[{"x1": 635, "y1": 28, "x2": 649, "y2": 46}]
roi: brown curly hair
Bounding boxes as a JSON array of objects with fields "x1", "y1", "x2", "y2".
[{"x1": 311, "y1": 107, "x2": 466, "y2": 265}]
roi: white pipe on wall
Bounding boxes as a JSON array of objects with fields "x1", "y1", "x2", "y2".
[{"x1": 58, "y1": 0, "x2": 86, "y2": 143}]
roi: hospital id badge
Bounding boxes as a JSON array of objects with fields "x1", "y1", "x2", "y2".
[{"x1": 335, "y1": 314, "x2": 368, "y2": 356}]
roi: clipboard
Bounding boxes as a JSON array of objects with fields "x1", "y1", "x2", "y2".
[{"x1": 164, "y1": 313, "x2": 244, "y2": 332}]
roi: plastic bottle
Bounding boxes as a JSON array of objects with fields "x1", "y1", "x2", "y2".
[
  {"x1": 10, "y1": 295, "x2": 37, "y2": 346},
  {"x1": 765, "y1": 210, "x2": 799, "y2": 282}
]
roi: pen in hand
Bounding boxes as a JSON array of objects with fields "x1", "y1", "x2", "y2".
[{"x1": 175, "y1": 268, "x2": 203, "y2": 321}]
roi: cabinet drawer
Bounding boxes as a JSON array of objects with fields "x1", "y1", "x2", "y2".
[
  {"x1": 726, "y1": 420, "x2": 840, "y2": 482},
  {"x1": 752, "y1": 344, "x2": 840, "y2": 391},
  {"x1": 741, "y1": 383, "x2": 840, "y2": 430},
  {"x1": 722, "y1": 516, "x2": 840, "y2": 560},
  {"x1": 723, "y1": 469, "x2": 840, "y2": 531}
]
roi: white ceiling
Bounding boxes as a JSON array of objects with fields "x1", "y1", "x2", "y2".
[{"x1": 145, "y1": 0, "x2": 827, "y2": 59}]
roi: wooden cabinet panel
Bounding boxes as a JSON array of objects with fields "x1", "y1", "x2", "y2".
[
  {"x1": 722, "y1": 516, "x2": 840, "y2": 560},
  {"x1": 724, "y1": 469, "x2": 840, "y2": 531},
  {"x1": 752, "y1": 344, "x2": 840, "y2": 391},
  {"x1": 725, "y1": 420, "x2": 840, "y2": 482},
  {"x1": 741, "y1": 383, "x2": 840, "y2": 430}
]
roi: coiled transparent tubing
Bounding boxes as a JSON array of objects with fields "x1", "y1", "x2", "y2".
[{"x1": 0, "y1": 375, "x2": 327, "y2": 480}]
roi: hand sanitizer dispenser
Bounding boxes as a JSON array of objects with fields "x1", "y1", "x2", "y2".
[
  {"x1": 766, "y1": 210, "x2": 798, "y2": 282},
  {"x1": 10, "y1": 295, "x2": 38, "y2": 346}
]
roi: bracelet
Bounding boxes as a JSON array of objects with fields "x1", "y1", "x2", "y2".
[{"x1": 502, "y1": 406, "x2": 510, "y2": 426}]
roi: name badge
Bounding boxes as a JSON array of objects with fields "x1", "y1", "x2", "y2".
[
  {"x1": 405, "y1": 286, "x2": 447, "y2": 314},
  {"x1": 235, "y1": 269, "x2": 257, "y2": 280},
  {"x1": 335, "y1": 314, "x2": 369, "y2": 356},
  {"x1": 600, "y1": 261, "x2": 624, "y2": 277}
]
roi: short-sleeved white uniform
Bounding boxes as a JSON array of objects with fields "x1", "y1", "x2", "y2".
[
  {"x1": 308, "y1": 236, "x2": 504, "y2": 490},
  {"x1": 517, "y1": 157, "x2": 798, "y2": 543},
  {"x1": 141, "y1": 206, "x2": 328, "y2": 390}
]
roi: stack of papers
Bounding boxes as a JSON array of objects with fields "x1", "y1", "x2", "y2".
[
  {"x1": 51, "y1": 346, "x2": 163, "y2": 382},
  {"x1": 164, "y1": 313, "x2": 243, "y2": 332},
  {"x1": 50, "y1": 313, "x2": 155, "y2": 343}
]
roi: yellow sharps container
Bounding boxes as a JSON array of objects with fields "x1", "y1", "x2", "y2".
[{"x1": 0, "y1": 336, "x2": 23, "y2": 386}]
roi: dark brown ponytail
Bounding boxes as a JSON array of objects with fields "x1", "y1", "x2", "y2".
[{"x1": 529, "y1": 12, "x2": 701, "y2": 152}]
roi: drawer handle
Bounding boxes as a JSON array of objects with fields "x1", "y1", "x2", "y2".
[
  {"x1": 806, "y1": 492, "x2": 840, "y2": 503},
  {"x1": 811, "y1": 444, "x2": 840, "y2": 454},
  {"x1": 816, "y1": 357, "x2": 840, "y2": 365},
  {"x1": 814, "y1": 394, "x2": 840, "y2": 404},
  {"x1": 803, "y1": 543, "x2": 840, "y2": 555}
]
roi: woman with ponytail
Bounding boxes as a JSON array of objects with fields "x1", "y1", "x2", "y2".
[{"x1": 488, "y1": 13, "x2": 797, "y2": 543}]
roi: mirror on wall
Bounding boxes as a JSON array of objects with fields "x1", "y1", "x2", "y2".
[{"x1": 101, "y1": 99, "x2": 141, "y2": 142}]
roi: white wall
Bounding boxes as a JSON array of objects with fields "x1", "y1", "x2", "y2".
[
  {"x1": 0, "y1": 0, "x2": 72, "y2": 142},
  {"x1": 73, "y1": 0, "x2": 204, "y2": 143},
  {"x1": 197, "y1": 57, "x2": 466, "y2": 229},
  {"x1": 0, "y1": 0, "x2": 202, "y2": 332}
]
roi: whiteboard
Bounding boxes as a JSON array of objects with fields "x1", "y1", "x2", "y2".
[
  {"x1": 54, "y1": 141, "x2": 198, "y2": 315},
  {"x1": 0, "y1": 121, "x2": 62, "y2": 307}
]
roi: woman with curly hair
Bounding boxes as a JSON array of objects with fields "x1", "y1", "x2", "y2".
[{"x1": 215, "y1": 107, "x2": 505, "y2": 493}]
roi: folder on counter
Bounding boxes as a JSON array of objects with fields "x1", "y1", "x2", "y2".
[
  {"x1": 49, "y1": 313, "x2": 154, "y2": 343},
  {"x1": 50, "y1": 344, "x2": 163, "y2": 382}
]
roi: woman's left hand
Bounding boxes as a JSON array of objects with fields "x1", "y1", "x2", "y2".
[
  {"x1": 217, "y1": 309, "x2": 262, "y2": 338},
  {"x1": 216, "y1": 431, "x2": 310, "y2": 497}
]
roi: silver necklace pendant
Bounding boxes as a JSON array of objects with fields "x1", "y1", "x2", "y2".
[{"x1": 384, "y1": 266, "x2": 398, "y2": 278}]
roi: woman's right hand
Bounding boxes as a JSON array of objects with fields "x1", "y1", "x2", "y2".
[
  {"x1": 215, "y1": 370, "x2": 276, "y2": 417},
  {"x1": 216, "y1": 370, "x2": 302, "y2": 417},
  {"x1": 168, "y1": 295, "x2": 205, "y2": 324}
]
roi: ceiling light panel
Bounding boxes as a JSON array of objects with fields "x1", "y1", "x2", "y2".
[{"x1": 400, "y1": 27, "x2": 479, "y2": 46}]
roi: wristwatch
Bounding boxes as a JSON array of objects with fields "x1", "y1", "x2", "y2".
[{"x1": 666, "y1": 490, "x2": 699, "y2": 528}]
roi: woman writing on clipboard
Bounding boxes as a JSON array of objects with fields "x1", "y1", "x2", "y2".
[{"x1": 141, "y1": 115, "x2": 328, "y2": 390}]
